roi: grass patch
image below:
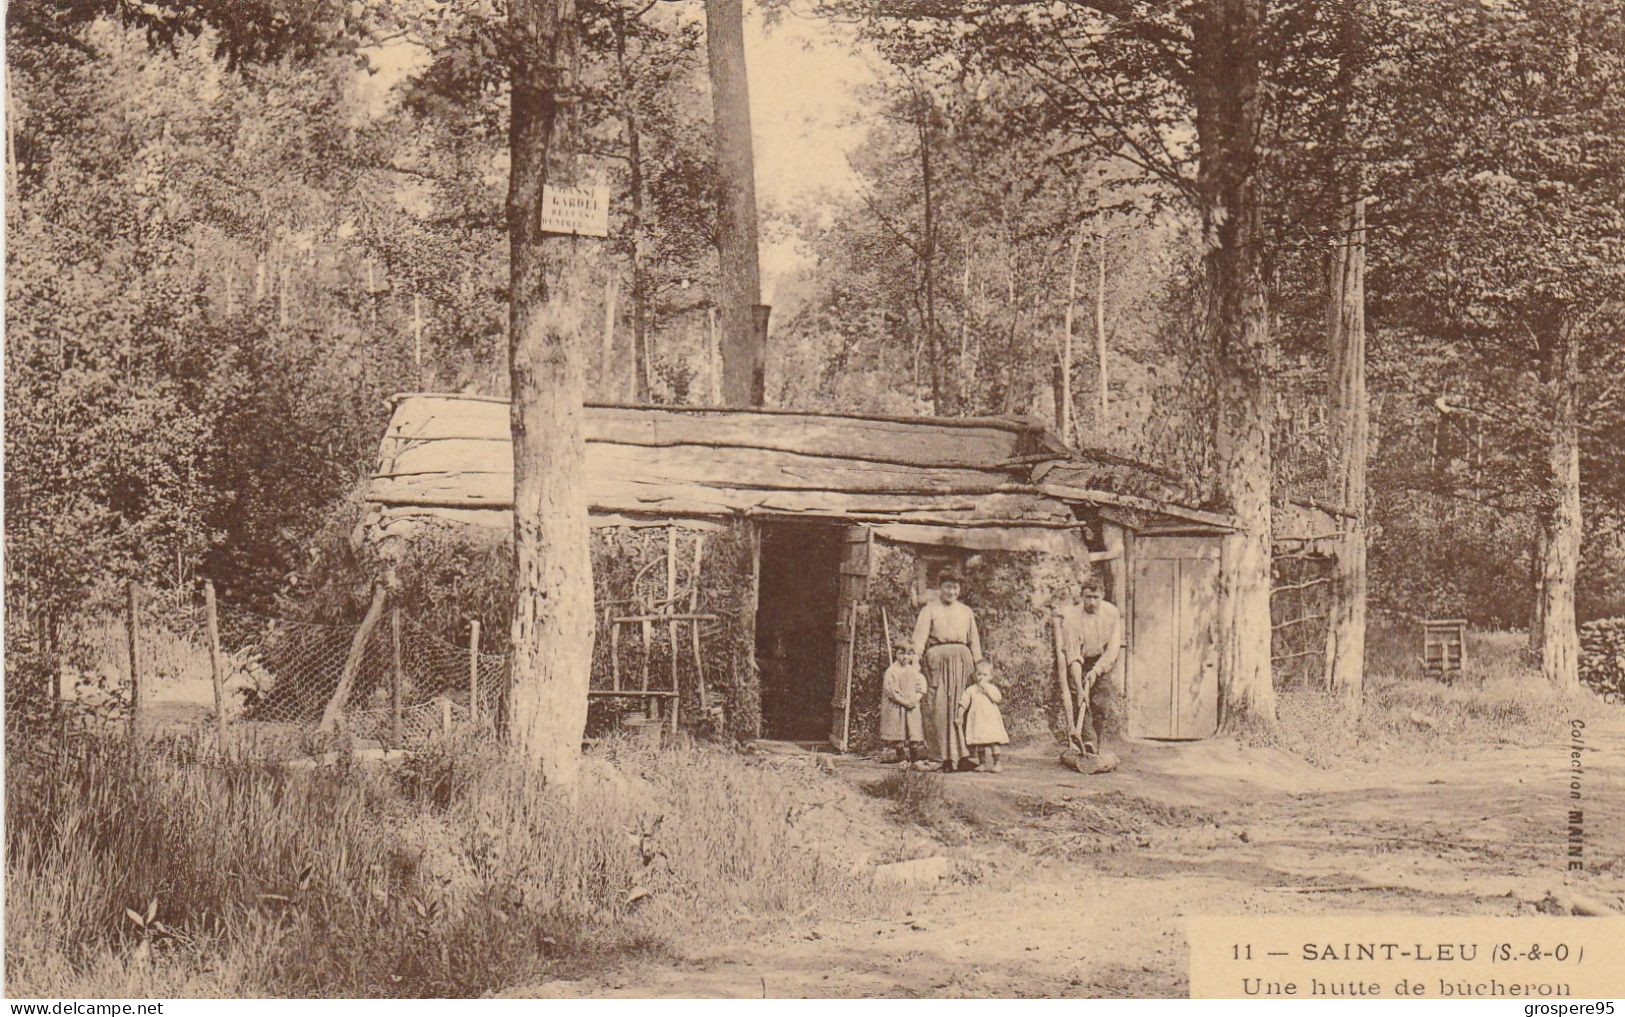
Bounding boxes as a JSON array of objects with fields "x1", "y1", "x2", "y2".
[
  {"x1": 5, "y1": 731, "x2": 877, "y2": 997},
  {"x1": 861, "y1": 768, "x2": 981, "y2": 845},
  {"x1": 1272, "y1": 620, "x2": 1596, "y2": 768}
]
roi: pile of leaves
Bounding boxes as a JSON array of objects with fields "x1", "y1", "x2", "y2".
[{"x1": 1579, "y1": 618, "x2": 1625, "y2": 700}]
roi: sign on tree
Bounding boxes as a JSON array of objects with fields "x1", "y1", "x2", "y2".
[{"x1": 541, "y1": 184, "x2": 610, "y2": 237}]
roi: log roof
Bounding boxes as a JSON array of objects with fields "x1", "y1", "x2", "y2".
[{"x1": 362, "y1": 393, "x2": 1241, "y2": 546}]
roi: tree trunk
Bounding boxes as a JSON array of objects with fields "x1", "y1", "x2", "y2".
[
  {"x1": 959, "y1": 237, "x2": 972, "y2": 385},
  {"x1": 614, "y1": 14, "x2": 652, "y2": 403},
  {"x1": 917, "y1": 97, "x2": 950, "y2": 415},
  {"x1": 1094, "y1": 229, "x2": 1109, "y2": 427},
  {"x1": 1194, "y1": 0, "x2": 1276, "y2": 731},
  {"x1": 1059, "y1": 226, "x2": 1082, "y2": 444},
  {"x1": 706, "y1": 0, "x2": 766, "y2": 406},
  {"x1": 1324, "y1": 191, "x2": 1368, "y2": 709},
  {"x1": 1528, "y1": 520, "x2": 1546, "y2": 654},
  {"x1": 507, "y1": 0, "x2": 595, "y2": 785},
  {"x1": 1539, "y1": 325, "x2": 1582, "y2": 690}
]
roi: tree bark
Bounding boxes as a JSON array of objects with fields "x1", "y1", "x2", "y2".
[
  {"x1": 1324, "y1": 191, "x2": 1368, "y2": 709},
  {"x1": 1528, "y1": 519, "x2": 1545, "y2": 654},
  {"x1": 613, "y1": 10, "x2": 652, "y2": 403},
  {"x1": 706, "y1": 0, "x2": 766, "y2": 406},
  {"x1": 1194, "y1": 0, "x2": 1276, "y2": 731},
  {"x1": 1059, "y1": 226, "x2": 1082, "y2": 444},
  {"x1": 1094, "y1": 229, "x2": 1108, "y2": 428},
  {"x1": 1539, "y1": 325, "x2": 1582, "y2": 690},
  {"x1": 959, "y1": 237, "x2": 972, "y2": 383},
  {"x1": 507, "y1": 0, "x2": 595, "y2": 785},
  {"x1": 916, "y1": 96, "x2": 952, "y2": 415}
]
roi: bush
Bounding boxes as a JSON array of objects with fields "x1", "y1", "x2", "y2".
[
  {"x1": 1271, "y1": 620, "x2": 1589, "y2": 768},
  {"x1": 4, "y1": 732, "x2": 876, "y2": 997},
  {"x1": 1579, "y1": 618, "x2": 1625, "y2": 700}
]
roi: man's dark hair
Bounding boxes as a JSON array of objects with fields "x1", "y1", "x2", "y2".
[{"x1": 1081, "y1": 573, "x2": 1105, "y2": 594}]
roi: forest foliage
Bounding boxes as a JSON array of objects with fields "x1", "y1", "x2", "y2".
[{"x1": 5, "y1": 0, "x2": 1623, "y2": 696}]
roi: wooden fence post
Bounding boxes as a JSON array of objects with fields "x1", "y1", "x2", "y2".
[
  {"x1": 468, "y1": 619, "x2": 481, "y2": 724},
  {"x1": 205, "y1": 581, "x2": 228, "y2": 754},
  {"x1": 691, "y1": 535, "x2": 708, "y2": 712},
  {"x1": 666, "y1": 527, "x2": 679, "y2": 733},
  {"x1": 317, "y1": 585, "x2": 388, "y2": 733},
  {"x1": 126, "y1": 581, "x2": 141, "y2": 740},
  {"x1": 391, "y1": 607, "x2": 404, "y2": 747}
]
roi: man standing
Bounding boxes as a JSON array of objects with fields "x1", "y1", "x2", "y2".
[{"x1": 1056, "y1": 573, "x2": 1122, "y2": 750}]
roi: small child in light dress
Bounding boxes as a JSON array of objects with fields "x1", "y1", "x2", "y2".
[
  {"x1": 958, "y1": 659, "x2": 1009, "y2": 773},
  {"x1": 879, "y1": 645, "x2": 930, "y2": 769}
]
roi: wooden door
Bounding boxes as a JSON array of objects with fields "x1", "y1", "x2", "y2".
[
  {"x1": 828, "y1": 524, "x2": 871, "y2": 750},
  {"x1": 1127, "y1": 536, "x2": 1221, "y2": 739}
]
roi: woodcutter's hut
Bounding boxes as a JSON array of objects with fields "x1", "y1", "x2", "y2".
[{"x1": 363, "y1": 393, "x2": 1344, "y2": 748}]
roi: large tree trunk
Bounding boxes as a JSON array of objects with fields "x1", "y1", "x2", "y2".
[
  {"x1": 507, "y1": 0, "x2": 595, "y2": 784},
  {"x1": 706, "y1": 0, "x2": 766, "y2": 406},
  {"x1": 1194, "y1": 0, "x2": 1276, "y2": 731},
  {"x1": 1539, "y1": 326, "x2": 1582, "y2": 690},
  {"x1": 1528, "y1": 520, "x2": 1546, "y2": 654},
  {"x1": 1324, "y1": 192, "x2": 1369, "y2": 708}
]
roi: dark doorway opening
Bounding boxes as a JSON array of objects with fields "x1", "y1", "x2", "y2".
[{"x1": 756, "y1": 523, "x2": 842, "y2": 741}]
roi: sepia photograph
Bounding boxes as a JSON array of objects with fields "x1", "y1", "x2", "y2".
[{"x1": 3, "y1": 0, "x2": 1623, "y2": 1002}]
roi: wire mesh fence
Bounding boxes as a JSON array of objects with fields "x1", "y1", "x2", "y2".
[
  {"x1": 88, "y1": 584, "x2": 511, "y2": 758},
  {"x1": 65, "y1": 572, "x2": 740, "y2": 760}
]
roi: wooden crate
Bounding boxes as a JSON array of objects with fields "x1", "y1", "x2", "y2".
[{"x1": 1422, "y1": 619, "x2": 1467, "y2": 681}]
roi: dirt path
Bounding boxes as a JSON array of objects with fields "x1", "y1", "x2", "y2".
[{"x1": 517, "y1": 717, "x2": 1625, "y2": 998}]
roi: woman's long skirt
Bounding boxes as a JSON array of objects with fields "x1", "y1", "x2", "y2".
[{"x1": 922, "y1": 643, "x2": 973, "y2": 764}]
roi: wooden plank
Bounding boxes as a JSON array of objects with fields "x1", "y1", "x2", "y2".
[
  {"x1": 1130, "y1": 535, "x2": 1224, "y2": 560},
  {"x1": 1176, "y1": 557, "x2": 1221, "y2": 739},
  {"x1": 1128, "y1": 557, "x2": 1177, "y2": 738},
  {"x1": 1040, "y1": 482, "x2": 1239, "y2": 530},
  {"x1": 383, "y1": 395, "x2": 1032, "y2": 468},
  {"x1": 828, "y1": 525, "x2": 870, "y2": 752},
  {"x1": 871, "y1": 523, "x2": 1087, "y2": 556},
  {"x1": 383, "y1": 440, "x2": 1034, "y2": 493},
  {"x1": 377, "y1": 456, "x2": 1032, "y2": 503},
  {"x1": 369, "y1": 476, "x2": 1076, "y2": 523}
]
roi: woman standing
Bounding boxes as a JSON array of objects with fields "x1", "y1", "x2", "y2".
[{"x1": 911, "y1": 566, "x2": 982, "y2": 771}]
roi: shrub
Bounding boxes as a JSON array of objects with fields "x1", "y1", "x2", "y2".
[
  {"x1": 1271, "y1": 620, "x2": 1589, "y2": 767},
  {"x1": 4, "y1": 731, "x2": 875, "y2": 997},
  {"x1": 1579, "y1": 618, "x2": 1625, "y2": 700}
]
